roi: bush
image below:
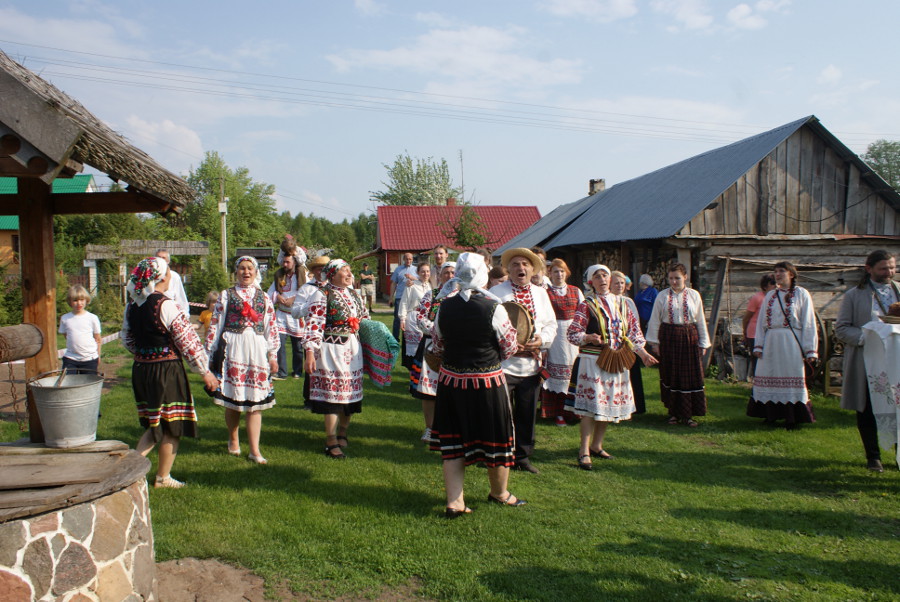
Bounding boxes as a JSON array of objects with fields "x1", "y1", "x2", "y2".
[
  {"x1": 188, "y1": 258, "x2": 230, "y2": 300},
  {"x1": 91, "y1": 286, "x2": 125, "y2": 324}
]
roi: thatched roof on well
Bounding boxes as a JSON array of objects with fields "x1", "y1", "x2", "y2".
[{"x1": 0, "y1": 49, "x2": 195, "y2": 209}]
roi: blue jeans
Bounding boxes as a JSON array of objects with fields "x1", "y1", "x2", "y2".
[
  {"x1": 61, "y1": 357, "x2": 99, "y2": 375},
  {"x1": 277, "y1": 334, "x2": 303, "y2": 377}
]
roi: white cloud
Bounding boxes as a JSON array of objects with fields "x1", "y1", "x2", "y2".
[
  {"x1": 651, "y1": 0, "x2": 714, "y2": 31},
  {"x1": 727, "y1": 0, "x2": 791, "y2": 30},
  {"x1": 538, "y1": 0, "x2": 638, "y2": 22},
  {"x1": 415, "y1": 12, "x2": 457, "y2": 28},
  {"x1": 123, "y1": 116, "x2": 204, "y2": 165},
  {"x1": 354, "y1": 0, "x2": 384, "y2": 16},
  {"x1": 817, "y1": 64, "x2": 842, "y2": 85},
  {"x1": 327, "y1": 25, "x2": 583, "y2": 96}
]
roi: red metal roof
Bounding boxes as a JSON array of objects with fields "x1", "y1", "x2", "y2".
[{"x1": 377, "y1": 205, "x2": 541, "y2": 251}]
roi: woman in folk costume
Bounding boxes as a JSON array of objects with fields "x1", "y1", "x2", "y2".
[
  {"x1": 409, "y1": 262, "x2": 456, "y2": 443},
  {"x1": 206, "y1": 256, "x2": 280, "y2": 464},
  {"x1": 645, "y1": 263, "x2": 711, "y2": 426},
  {"x1": 610, "y1": 270, "x2": 647, "y2": 414},
  {"x1": 540, "y1": 258, "x2": 583, "y2": 426},
  {"x1": 747, "y1": 261, "x2": 818, "y2": 429},
  {"x1": 398, "y1": 262, "x2": 432, "y2": 371},
  {"x1": 268, "y1": 240, "x2": 307, "y2": 379},
  {"x1": 430, "y1": 253, "x2": 524, "y2": 517},
  {"x1": 303, "y1": 259, "x2": 370, "y2": 459},
  {"x1": 122, "y1": 257, "x2": 219, "y2": 488},
  {"x1": 567, "y1": 265, "x2": 657, "y2": 470}
]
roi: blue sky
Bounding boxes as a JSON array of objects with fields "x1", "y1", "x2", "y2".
[{"x1": 1, "y1": 1, "x2": 898, "y2": 221}]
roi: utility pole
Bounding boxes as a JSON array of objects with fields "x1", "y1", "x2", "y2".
[
  {"x1": 219, "y1": 176, "x2": 228, "y2": 271},
  {"x1": 458, "y1": 149, "x2": 465, "y2": 203}
]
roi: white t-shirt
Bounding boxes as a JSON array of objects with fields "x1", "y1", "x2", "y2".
[{"x1": 59, "y1": 310, "x2": 101, "y2": 361}]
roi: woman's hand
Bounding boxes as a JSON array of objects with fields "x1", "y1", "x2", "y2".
[
  {"x1": 202, "y1": 372, "x2": 219, "y2": 391},
  {"x1": 637, "y1": 348, "x2": 658, "y2": 366},
  {"x1": 753, "y1": 351, "x2": 763, "y2": 359},
  {"x1": 304, "y1": 349, "x2": 316, "y2": 375},
  {"x1": 269, "y1": 358, "x2": 279, "y2": 375}
]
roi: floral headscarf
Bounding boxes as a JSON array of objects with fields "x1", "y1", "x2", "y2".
[
  {"x1": 127, "y1": 257, "x2": 169, "y2": 306},
  {"x1": 323, "y1": 259, "x2": 349, "y2": 283},
  {"x1": 234, "y1": 255, "x2": 262, "y2": 287}
]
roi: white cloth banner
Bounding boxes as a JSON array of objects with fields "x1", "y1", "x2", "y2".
[{"x1": 862, "y1": 320, "x2": 900, "y2": 469}]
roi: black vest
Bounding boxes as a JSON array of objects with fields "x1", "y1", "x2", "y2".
[
  {"x1": 438, "y1": 294, "x2": 501, "y2": 371},
  {"x1": 127, "y1": 292, "x2": 179, "y2": 361}
]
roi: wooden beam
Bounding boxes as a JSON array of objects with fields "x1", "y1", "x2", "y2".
[
  {"x1": 0, "y1": 191, "x2": 175, "y2": 215},
  {"x1": 18, "y1": 178, "x2": 58, "y2": 443},
  {"x1": 704, "y1": 257, "x2": 729, "y2": 372}
]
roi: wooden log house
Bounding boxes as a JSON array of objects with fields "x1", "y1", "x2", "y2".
[{"x1": 498, "y1": 116, "x2": 900, "y2": 382}]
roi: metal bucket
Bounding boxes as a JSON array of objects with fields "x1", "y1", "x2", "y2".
[{"x1": 28, "y1": 371, "x2": 104, "y2": 448}]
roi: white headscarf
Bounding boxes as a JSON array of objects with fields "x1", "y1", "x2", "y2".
[
  {"x1": 583, "y1": 264, "x2": 610, "y2": 297},
  {"x1": 126, "y1": 256, "x2": 169, "y2": 306},
  {"x1": 234, "y1": 255, "x2": 262, "y2": 287},
  {"x1": 439, "y1": 253, "x2": 501, "y2": 302}
]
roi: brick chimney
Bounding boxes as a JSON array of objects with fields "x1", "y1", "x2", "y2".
[
  {"x1": 589, "y1": 179, "x2": 605, "y2": 195},
  {"x1": 446, "y1": 197, "x2": 457, "y2": 206}
]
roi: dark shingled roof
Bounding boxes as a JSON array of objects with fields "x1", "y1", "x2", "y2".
[{"x1": 498, "y1": 116, "x2": 900, "y2": 252}]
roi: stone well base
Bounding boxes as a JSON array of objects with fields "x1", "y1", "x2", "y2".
[{"x1": 0, "y1": 479, "x2": 155, "y2": 601}]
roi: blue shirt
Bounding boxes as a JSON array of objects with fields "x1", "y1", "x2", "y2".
[
  {"x1": 634, "y1": 286, "x2": 658, "y2": 322},
  {"x1": 391, "y1": 265, "x2": 416, "y2": 299}
]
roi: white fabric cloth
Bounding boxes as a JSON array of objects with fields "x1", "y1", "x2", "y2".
[
  {"x1": 862, "y1": 321, "x2": 900, "y2": 469},
  {"x1": 490, "y1": 280, "x2": 557, "y2": 377},
  {"x1": 645, "y1": 287, "x2": 711, "y2": 348},
  {"x1": 267, "y1": 272, "x2": 303, "y2": 337},
  {"x1": 59, "y1": 310, "x2": 101, "y2": 361},
  {"x1": 290, "y1": 279, "x2": 323, "y2": 320},
  {"x1": 400, "y1": 280, "x2": 429, "y2": 355},
  {"x1": 165, "y1": 269, "x2": 191, "y2": 319},
  {"x1": 753, "y1": 287, "x2": 818, "y2": 357}
]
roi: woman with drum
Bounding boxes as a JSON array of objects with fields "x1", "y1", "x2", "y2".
[
  {"x1": 409, "y1": 262, "x2": 456, "y2": 443},
  {"x1": 303, "y1": 259, "x2": 370, "y2": 458},
  {"x1": 430, "y1": 253, "x2": 523, "y2": 516},
  {"x1": 645, "y1": 263, "x2": 711, "y2": 427},
  {"x1": 746, "y1": 261, "x2": 818, "y2": 429},
  {"x1": 541, "y1": 259, "x2": 583, "y2": 426},
  {"x1": 567, "y1": 265, "x2": 657, "y2": 470}
]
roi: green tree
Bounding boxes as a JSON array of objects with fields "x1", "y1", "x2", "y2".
[
  {"x1": 862, "y1": 139, "x2": 900, "y2": 192},
  {"x1": 370, "y1": 153, "x2": 461, "y2": 206},
  {"x1": 440, "y1": 204, "x2": 491, "y2": 251}
]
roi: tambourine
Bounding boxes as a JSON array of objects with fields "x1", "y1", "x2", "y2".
[{"x1": 502, "y1": 301, "x2": 535, "y2": 348}]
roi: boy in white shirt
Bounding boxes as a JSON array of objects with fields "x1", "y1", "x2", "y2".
[{"x1": 59, "y1": 285, "x2": 102, "y2": 374}]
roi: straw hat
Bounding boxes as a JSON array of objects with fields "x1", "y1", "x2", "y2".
[
  {"x1": 308, "y1": 255, "x2": 330, "y2": 269},
  {"x1": 500, "y1": 247, "x2": 543, "y2": 271}
]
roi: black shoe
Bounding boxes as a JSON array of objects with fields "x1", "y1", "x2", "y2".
[
  {"x1": 589, "y1": 448, "x2": 614, "y2": 460},
  {"x1": 324, "y1": 444, "x2": 346, "y2": 460},
  {"x1": 514, "y1": 459, "x2": 540, "y2": 474},
  {"x1": 578, "y1": 455, "x2": 592, "y2": 471},
  {"x1": 867, "y1": 458, "x2": 884, "y2": 473},
  {"x1": 445, "y1": 507, "x2": 472, "y2": 519},
  {"x1": 487, "y1": 493, "x2": 527, "y2": 506}
]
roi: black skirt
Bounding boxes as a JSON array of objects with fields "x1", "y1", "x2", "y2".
[{"x1": 132, "y1": 360, "x2": 198, "y2": 440}]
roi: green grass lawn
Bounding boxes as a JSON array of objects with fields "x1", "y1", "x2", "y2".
[{"x1": 5, "y1": 315, "x2": 899, "y2": 600}]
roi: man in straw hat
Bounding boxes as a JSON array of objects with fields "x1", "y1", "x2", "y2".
[{"x1": 489, "y1": 247, "x2": 557, "y2": 473}]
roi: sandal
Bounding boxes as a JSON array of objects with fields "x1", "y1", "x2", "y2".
[
  {"x1": 487, "y1": 493, "x2": 527, "y2": 506},
  {"x1": 590, "y1": 449, "x2": 614, "y2": 460},
  {"x1": 154, "y1": 475, "x2": 185, "y2": 489},
  {"x1": 682, "y1": 419, "x2": 699, "y2": 428},
  {"x1": 227, "y1": 446, "x2": 241, "y2": 456},
  {"x1": 578, "y1": 454, "x2": 593, "y2": 471},
  {"x1": 444, "y1": 507, "x2": 473, "y2": 519},
  {"x1": 336, "y1": 428, "x2": 349, "y2": 448},
  {"x1": 324, "y1": 444, "x2": 346, "y2": 459},
  {"x1": 247, "y1": 453, "x2": 268, "y2": 465},
  {"x1": 666, "y1": 416, "x2": 680, "y2": 425}
]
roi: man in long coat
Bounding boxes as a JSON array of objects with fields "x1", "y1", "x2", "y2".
[{"x1": 834, "y1": 250, "x2": 899, "y2": 473}]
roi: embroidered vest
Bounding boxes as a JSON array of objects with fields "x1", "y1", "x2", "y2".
[
  {"x1": 223, "y1": 288, "x2": 267, "y2": 335},
  {"x1": 128, "y1": 293, "x2": 179, "y2": 362},
  {"x1": 324, "y1": 286, "x2": 365, "y2": 337},
  {"x1": 549, "y1": 285, "x2": 580, "y2": 320}
]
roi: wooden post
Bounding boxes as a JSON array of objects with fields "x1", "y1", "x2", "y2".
[
  {"x1": 18, "y1": 177, "x2": 58, "y2": 443},
  {"x1": 704, "y1": 258, "x2": 729, "y2": 371}
]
